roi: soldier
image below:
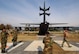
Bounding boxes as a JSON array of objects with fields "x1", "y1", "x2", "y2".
[
  {"x1": 61, "y1": 28, "x2": 71, "y2": 47},
  {"x1": 12, "y1": 29, "x2": 18, "y2": 46},
  {"x1": 0, "y1": 28, "x2": 8, "y2": 53},
  {"x1": 43, "y1": 32, "x2": 53, "y2": 54}
]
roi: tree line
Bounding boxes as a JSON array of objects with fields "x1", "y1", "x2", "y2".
[{"x1": 0, "y1": 24, "x2": 13, "y2": 30}]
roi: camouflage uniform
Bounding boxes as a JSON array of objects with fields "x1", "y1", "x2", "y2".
[
  {"x1": 0, "y1": 31, "x2": 8, "y2": 53},
  {"x1": 43, "y1": 36, "x2": 53, "y2": 54},
  {"x1": 12, "y1": 30, "x2": 18, "y2": 46}
]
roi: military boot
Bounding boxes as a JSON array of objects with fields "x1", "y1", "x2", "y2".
[{"x1": 1, "y1": 49, "x2": 5, "y2": 53}]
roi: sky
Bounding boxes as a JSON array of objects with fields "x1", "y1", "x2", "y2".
[{"x1": 0, "y1": 0, "x2": 79, "y2": 27}]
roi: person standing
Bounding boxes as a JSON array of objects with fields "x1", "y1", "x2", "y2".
[
  {"x1": 43, "y1": 32, "x2": 53, "y2": 54},
  {"x1": 0, "y1": 28, "x2": 8, "y2": 53},
  {"x1": 61, "y1": 28, "x2": 71, "y2": 47},
  {"x1": 12, "y1": 29, "x2": 18, "y2": 46}
]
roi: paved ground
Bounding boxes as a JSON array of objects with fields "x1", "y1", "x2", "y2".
[
  {"x1": 7, "y1": 41, "x2": 32, "y2": 54},
  {"x1": 0, "y1": 36, "x2": 79, "y2": 54}
]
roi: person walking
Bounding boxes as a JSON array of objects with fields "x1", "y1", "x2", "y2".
[{"x1": 61, "y1": 28, "x2": 71, "y2": 47}]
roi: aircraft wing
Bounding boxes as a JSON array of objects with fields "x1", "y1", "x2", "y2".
[
  {"x1": 49, "y1": 23, "x2": 68, "y2": 25},
  {"x1": 21, "y1": 23, "x2": 68, "y2": 25},
  {"x1": 20, "y1": 23, "x2": 40, "y2": 25}
]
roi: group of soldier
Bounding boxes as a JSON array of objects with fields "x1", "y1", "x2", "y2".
[
  {"x1": 0, "y1": 28, "x2": 18, "y2": 53},
  {"x1": 43, "y1": 28, "x2": 71, "y2": 54},
  {"x1": 0, "y1": 27, "x2": 71, "y2": 54}
]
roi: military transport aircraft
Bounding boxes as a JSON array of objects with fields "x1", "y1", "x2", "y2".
[
  {"x1": 20, "y1": 1, "x2": 67, "y2": 28},
  {"x1": 20, "y1": 1, "x2": 68, "y2": 32}
]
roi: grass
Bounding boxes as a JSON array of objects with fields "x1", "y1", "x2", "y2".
[{"x1": 0, "y1": 31, "x2": 79, "y2": 42}]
